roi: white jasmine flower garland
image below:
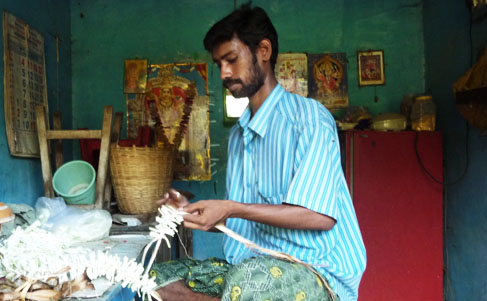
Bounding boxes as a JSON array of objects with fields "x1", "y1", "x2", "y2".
[
  {"x1": 140, "y1": 205, "x2": 185, "y2": 281},
  {"x1": 0, "y1": 206, "x2": 188, "y2": 301},
  {"x1": 0, "y1": 205, "x2": 338, "y2": 300},
  {"x1": 0, "y1": 221, "x2": 161, "y2": 300}
]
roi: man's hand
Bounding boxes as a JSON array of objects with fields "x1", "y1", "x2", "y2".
[
  {"x1": 182, "y1": 199, "x2": 235, "y2": 231},
  {"x1": 183, "y1": 200, "x2": 336, "y2": 232},
  {"x1": 156, "y1": 188, "x2": 190, "y2": 209},
  {"x1": 157, "y1": 194, "x2": 335, "y2": 232}
]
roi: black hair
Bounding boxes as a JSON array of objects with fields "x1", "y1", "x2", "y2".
[{"x1": 203, "y1": 3, "x2": 279, "y2": 70}]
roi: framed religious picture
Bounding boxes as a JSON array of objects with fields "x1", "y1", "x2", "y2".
[
  {"x1": 308, "y1": 53, "x2": 349, "y2": 110},
  {"x1": 274, "y1": 53, "x2": 308, "y2": 97},
  {"x1": 357, "y1": 50, "x2": 385, "y2": 86},
  {"x1": 123, "y1": 59, "x2": 148, "y2": 93},
  {"x1": 127, "y1": 63, "x2": 211, "y2": 181}
]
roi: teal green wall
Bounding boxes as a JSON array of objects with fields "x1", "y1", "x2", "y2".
[
  {"x1": 424, "y1": 1, "x2": 487, "y2": 299},
  {"x1": 1, "y1": 0, "x2": 486, "y2": 297},
  {"x1": 0, "y1": 0, "x2": 71, "y2": 206},
  {"x1": 70, "y1": 0, "x2": 427, "y2": 260}
]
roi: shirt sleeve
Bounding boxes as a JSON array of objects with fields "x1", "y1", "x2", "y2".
[{"x1": 283, "y1": 121, "x2": 341, "y2": 220}]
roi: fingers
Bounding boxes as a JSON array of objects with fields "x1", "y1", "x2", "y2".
[
  {"x1": 155, "y1": 192, "x2": 170, "y2": 206},
  {"x1": 181, "y1": 203, "x2": 207, "y2": 229},
  {"x1": 182, "y1": 216, "x2": 213, "y2": 232},
  {"x1": 168, "y1": 188, "x2": 184, "y2": 201},
  {"x1": 183, "y1": 221, "x2": 214, "y2": 232},
  {"x1": 182, "y1": 220, "x2": 200, "y2": 230},
  {"x1": 155, "y1": 188, "x2": 189, "y2": 208},
  {"x1": 182, "y1": 202, "x2": 200, "y2": 213},
  {"x1": 181, "y1": 200, "x2": 228, "y2": 232}
]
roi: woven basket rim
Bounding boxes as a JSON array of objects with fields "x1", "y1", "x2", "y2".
[{"x1": 110, "y1": 145, "x2": 174, "y2": 214}]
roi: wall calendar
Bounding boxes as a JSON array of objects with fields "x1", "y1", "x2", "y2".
[{"x1": 3, "y1": 11, "x2": 48, "y2": 157}]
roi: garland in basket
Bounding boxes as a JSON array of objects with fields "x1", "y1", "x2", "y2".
[{"x1": 149, "y1": 82, "x2": 196, "y2": 150}]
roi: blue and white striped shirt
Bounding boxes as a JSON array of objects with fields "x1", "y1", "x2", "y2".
[{"x1": 223, "y1": 84, "x2": 366, "y2": 300}]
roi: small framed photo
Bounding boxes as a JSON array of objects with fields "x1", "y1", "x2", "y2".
[
  {"x1": 123, "y1": 59, "x2": 148, "y2": 93},
  {"x1": 357, "y1": 50, "x2": 385, "y2": 86}
]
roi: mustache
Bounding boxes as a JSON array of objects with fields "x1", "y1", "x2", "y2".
[{"x1": 223, "y1": 78, "x2": 243, "y2": 88}]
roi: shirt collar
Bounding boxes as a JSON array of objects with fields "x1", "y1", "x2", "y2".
[{"x1": 237, "y1": 84, "x2": 284, "y2": 138}]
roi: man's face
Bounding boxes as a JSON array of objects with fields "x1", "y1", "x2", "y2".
[{"x1": 212, "y1": 37, "x2": 265, "y2": 98}]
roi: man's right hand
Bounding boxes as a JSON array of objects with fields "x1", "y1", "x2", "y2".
[{"x1": 156, "y1": 188, "x2": 190, "y2": 209}]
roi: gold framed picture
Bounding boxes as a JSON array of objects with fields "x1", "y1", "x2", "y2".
[
  {"x1": 308, "y1": 53, "x2": 349, "y2": 110},
  {"x1": 123, "y1": 59, "x2": 148, "y2": 93},
  {"x1": 357, "y1": 50, "x2": 385, "y2": 86},
  {"x1": 126, "y1": 63, "x2": 211, "y2": 181}
]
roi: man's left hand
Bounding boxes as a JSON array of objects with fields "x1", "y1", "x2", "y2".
[{"x1": 182, "y1": 199, "x2": 235, "y2": 231}]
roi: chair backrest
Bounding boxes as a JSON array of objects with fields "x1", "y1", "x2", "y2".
[{"x1": 35, "y1": 105, "x2": 114, "y2": 210}]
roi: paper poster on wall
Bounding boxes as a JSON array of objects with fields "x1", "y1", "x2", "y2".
[
  {"x1": 308, "y1": 53, "x2": 349, "y2": 110},
  {"x1": 274, "y1": 53, "x2": 308, "y2": 97},
  {"x1": 3, "y1": 11, "x2": 48, "y2": 157},
  {"x1": 127, "y1": 63, "x2": 210, "y2": 181}
]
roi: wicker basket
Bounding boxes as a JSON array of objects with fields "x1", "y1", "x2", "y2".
[{"x1": 110, "y1": 145, "x2": 175, "y2": 214}]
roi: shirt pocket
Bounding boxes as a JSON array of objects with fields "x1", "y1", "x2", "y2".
[{"x1": 257, "y1": 190, "x2": 285, "y2": 205}]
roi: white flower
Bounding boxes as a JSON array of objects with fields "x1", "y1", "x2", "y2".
[{"x1": 0, "y1": 222, "x2": 161, "y2": 300}]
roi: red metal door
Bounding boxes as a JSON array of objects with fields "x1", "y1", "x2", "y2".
[{"x1": 345, "y1": 131, "x2": 443, "y2": 301}]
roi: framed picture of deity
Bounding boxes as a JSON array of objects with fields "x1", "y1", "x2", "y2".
[
  {"x1": 126, "y1": 63, "x2": 210, "y2": 181},
  {"x1": 357, "y1": 50, "x2": 385, "y2": 86},
  {"x1": 123, "y1": 59, "x2": 148, "y2": 93},
  {"x1": 308, "y1": 53, "x2": 349, "y2": 110}
]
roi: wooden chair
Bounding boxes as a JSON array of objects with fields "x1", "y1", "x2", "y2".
[{"x1": 35, "y1": 105, "x2": 122, "y2": 210}]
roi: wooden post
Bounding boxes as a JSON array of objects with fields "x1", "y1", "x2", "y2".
[
  {"x1": 35, "y1": 105, "x2": 54, "y2": 197},
  {"x1": 103, "y1": 112, "x2": 123, "y2": 209},
  {"x1": 94, "y1": 106, "x2": 113, "y2": 209},
  {"x1": 53, "y1": 112, "x2": 64, "y2": 170}
]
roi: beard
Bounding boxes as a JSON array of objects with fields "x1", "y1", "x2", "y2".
[{"x1": 223, "y1": 58, "x2": 265, "y2": 98}]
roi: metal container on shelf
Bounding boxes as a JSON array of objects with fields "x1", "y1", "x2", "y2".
[
  {"x1": 411, "y1": 95, "x2": 436, "y2": 131},
  {"x1": 370, "y1": 113, "x2": 407, "y2": 131}
]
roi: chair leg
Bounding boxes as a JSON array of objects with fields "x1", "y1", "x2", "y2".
[
  {"x1": 53, "y1": 112, "x2": 64, "y2": 170},
  {"x1": 35, "y1": 105, "x2": 54, "y2": 197},
  {"x1": 94, "y1": 106, "x2": 113, "y2": 209},
  {"x1": 103, "y1": 112, "x2": 123, "y2": 210}
]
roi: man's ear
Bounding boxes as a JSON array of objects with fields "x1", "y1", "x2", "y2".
[{"x1": 257, "y1": 39, "x2": 273, "y2": 62}]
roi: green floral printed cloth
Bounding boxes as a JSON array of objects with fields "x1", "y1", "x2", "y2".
[{"x1": 151, "y1": 256, "x2": 337, "y2": 300}]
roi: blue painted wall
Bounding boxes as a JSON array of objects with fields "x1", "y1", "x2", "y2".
[
  {"x1": 70, "y1": 0, "x2": 427, "y2": 260},
  {"x1": 0, "y1": 0, "x2": 71, "y2": 206},
  {"x1": 424, "y1": 1, "x2": 487, "y2": 299}
]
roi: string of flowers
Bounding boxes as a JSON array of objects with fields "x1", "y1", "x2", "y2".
[
  {"x1": 0, "y1": 203, "x2": 335, "y2": 300},
  {"x1": 149, "y1": 82, "x2": 196, "y2": 149},
  {"x1": 140, "y1": 205, "x2": 185, "y2": 284},
  {"x1": 0, "y1": 222, "x2": 161, "y2": 301}
]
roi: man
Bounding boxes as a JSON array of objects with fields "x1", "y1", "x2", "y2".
[{"x1": 154, "y1": 4, "x2": 366, "y2": 301}]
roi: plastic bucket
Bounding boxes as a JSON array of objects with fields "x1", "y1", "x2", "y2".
[{"x1": 52, "y1": 160, "x2": 96, "y2": 205}]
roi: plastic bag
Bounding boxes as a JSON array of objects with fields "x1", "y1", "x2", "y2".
[
  {"x1": 47, "y1": 207, "x2": 112, "y2": 244},
  {"x1": 35, "y1": 197, "x2": 67, "y2": 224},
  {"x1": 35, "y1": 197, "x2": 112, "y2": 244}
]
